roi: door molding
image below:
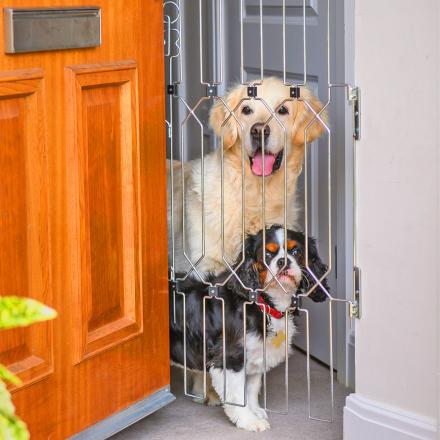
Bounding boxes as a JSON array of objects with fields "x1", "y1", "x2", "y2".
[
  {"x1": 0, "y1": 67, "x2": 54, "y2": 389},
  {"x1": 65, "y1": 61, "x2": 144, "y2": 364}
]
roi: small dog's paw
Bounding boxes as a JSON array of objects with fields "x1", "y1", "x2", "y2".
[
  {"x1": 192, "y1": 396, "x2": 206, "y2": 405},
  {"x1": 235, "y1": 413, "x2": 270, "y2": 432},
  {"x1": 251, "y1": 406, "x2": 268, "y2": 420},
  {"x1": 206, "y1": 392, "x2": 222, "y2": 407}
]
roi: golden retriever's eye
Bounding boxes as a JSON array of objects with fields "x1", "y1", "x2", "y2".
[
  {"x1": 241, "y1": 105, "x2": 253, "y2": 115},
  {"x1": 278, "y1": 105, "x2": 289, "y2": 115}
]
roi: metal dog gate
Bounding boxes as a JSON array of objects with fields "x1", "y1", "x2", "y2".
[{"x1": 164, "y1": 0, "x2": 360, "y2": 422}]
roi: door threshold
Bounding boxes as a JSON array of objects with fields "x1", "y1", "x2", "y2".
[{"x1": 69, "y1": 386, "x2": 175, "y2": 440}]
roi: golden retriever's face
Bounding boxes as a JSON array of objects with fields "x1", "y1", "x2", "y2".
[{"x1": 210, "y1": 77, "x2": 327, "y2": 177}]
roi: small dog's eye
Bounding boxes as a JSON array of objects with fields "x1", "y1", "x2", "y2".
[
  {"x1": 278, "y1": 105, "x2": 289, "y2": 115},
  {"x1": 290, "y1": 248, "x2": 301, "y2": 256},
  {"x1": 242, "y1": 105, "x2": 253, "y2": 115}
]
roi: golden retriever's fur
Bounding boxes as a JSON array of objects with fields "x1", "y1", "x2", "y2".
[{"x1": 168, "y1": 77, "x2": 327, "y2": 275}]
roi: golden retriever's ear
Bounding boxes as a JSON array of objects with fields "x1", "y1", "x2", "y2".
[
  {"x1": 291, "y1": 88, "x2": 328, "y2": 146},
  {"x1": 209, "y1": 85, "x2": 244, "y2": 149}
]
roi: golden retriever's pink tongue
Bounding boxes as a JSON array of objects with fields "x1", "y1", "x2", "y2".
[{"x1": 252, "y1": 151, "x2": 276, "y2": 176}]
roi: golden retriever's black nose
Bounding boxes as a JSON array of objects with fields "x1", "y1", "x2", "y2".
[{"x1": 250, "y1": 123, "x2": 270, "y2": 141}]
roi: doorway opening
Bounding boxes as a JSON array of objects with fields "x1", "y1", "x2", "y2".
[{"x1": 163, "y1": 0, "x2": 357, "y2": 430}]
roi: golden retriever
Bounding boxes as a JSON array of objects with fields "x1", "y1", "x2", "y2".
[{"x1": 168, "y1": 77, "x2": 327, "y2": 277}]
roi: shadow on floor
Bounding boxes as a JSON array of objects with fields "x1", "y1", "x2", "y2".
[{"x1": 112, "y1": 351, "x2": 349, "y2": 440}]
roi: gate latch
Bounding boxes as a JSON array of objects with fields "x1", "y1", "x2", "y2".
[
  {"x1": 167, "y1": 84, "x2": 178, "y2": 95},
  {"x1": 348, "y1": 86, "x2": 361, "y2": 141},
  {"x1": 349, "y1": 266, "x2": 361, "y2": 319}
]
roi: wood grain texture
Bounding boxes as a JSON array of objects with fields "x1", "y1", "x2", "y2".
[
  {"x1": 66, "y1": 63, "x2": 143, "y2": 363},
  {"x1": 0, "y1": 1, "x2": 169, "y2": 438},
  {"x1": 0, "y1": 70, "x2": 54, "y2": 389}
]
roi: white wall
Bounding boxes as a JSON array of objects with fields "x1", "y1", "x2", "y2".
[{"x1": 345, "y1": 0, "x2": 439, "y2": 437}]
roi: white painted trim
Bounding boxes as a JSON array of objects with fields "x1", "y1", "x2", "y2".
[
  {"x1": 346, "y1": 330, "x2": 355, "y2": 390},
  {"x1": 344, "y1": 394, "x2": 437, "y2": 440}
]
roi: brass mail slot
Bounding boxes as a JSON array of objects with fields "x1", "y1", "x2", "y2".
[{"x1": 3, "y1": 7, "x2": 101, "y2": 54}]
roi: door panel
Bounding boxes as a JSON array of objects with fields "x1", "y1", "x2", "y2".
[
  {"x1": 0, "y1": 69, "x2": 53, "y2": 388},
  {"x1": 0, "y1": 1, "x2": 169, "y2": 438},
  {"x1": 66, "y1": 62, "x2": 143, "y2": 363}
]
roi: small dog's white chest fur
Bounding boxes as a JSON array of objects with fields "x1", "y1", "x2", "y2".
[{"x1": 245, "y1": 315, "x2": 296, "y2": 375}]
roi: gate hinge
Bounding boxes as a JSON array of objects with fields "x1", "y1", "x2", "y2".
[
  {"x1": 349, "y1": 266, "x2": 361, "y2": 319},
  {"x1": 167, "y1": 84, "x2": 178, "y2": 95},
  {"x1": 169, "y1": 279, "x2": 178, "y2": 294},
  {"x1": 348, "y1": 86, "x2": 361, "y2": 141}
]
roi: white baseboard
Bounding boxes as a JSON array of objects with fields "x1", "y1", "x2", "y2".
[{"x1": 344, "y1": 393, "x2": 437, "y2": 440}]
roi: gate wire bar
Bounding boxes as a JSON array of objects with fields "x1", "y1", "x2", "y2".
[
  {"x1": 177, "y1": 0, "x2": 251, "y2": 406},
  {"x1": 300, "y1": 0, "x2": 334, "y2": 421},
  {"x1": 240, "y1": 0, "x2": 292, "y2": 415},
  {"x1": 204, "y1": 0, "x2": 254, "y2": 408},
  {"x1": 282, "y1": 0, "x2": 306, "y2": 90},
  {"x1": 175, "y1": 288, "x2": 201, "y2": 399},
  {"x1": 177, "y1": 93, "x2": 213, "y2": 400},
  {"x1": 239, "y1": 0, "x2": 263, "y2": 87},
  {"x1": 179, "y1": 95, "x2": 213, "y2": 285},
  {"x1": 298, "y1": 0, "x2": 359, "y2": 421},
  {"x1": 239, "y1": 0, "x2": 351, "y2": 421},
  {"x1": 164, "y1": 0, "x2": 182, "y2": 324}
]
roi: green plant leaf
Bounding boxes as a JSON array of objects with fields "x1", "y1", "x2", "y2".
[
  {"x1": 0, "y1": 379, "x2": 15, "y2": 416},
  {"x1": 0, "y1": 365, "x2": 20, "y2": 386},
  {"x1": 0, "y1": 410, "x2": 29, "y2": 440},
  {"x1": 0, "y1": 297, "x2": 57, "y2": 329}
]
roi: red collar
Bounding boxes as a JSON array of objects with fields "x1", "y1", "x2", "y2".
[{"x1": 257, "y1": 296, "x2": 284, "y2": 320}]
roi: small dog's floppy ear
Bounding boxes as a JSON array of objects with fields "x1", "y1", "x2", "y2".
[
  {"x1": 291, "y1": 87, "x2": 328, "y2": 147},
  {"x1": 209, "y1": 85, "x2": 244, "y2": 149},
  {"x1": 226, "y1": 235, "x2": 260, "y2": 296},
  {"x1": 301, "y1": 237, "x2": 329, "y2": 302}
]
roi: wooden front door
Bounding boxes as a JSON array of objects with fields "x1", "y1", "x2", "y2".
[{"x1": 0, "y1": 1, "x2": 170, "y2": 438}]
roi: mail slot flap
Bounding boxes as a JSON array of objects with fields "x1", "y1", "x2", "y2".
[{"x1": 4, "y1": 7, "x2": 101, "y2": 54}]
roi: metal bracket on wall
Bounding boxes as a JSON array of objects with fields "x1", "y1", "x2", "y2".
[
  {"x1": 348, "y1": 86, "x2": 361, "y2": 141},
  {"x1": 350, "y1": 266, "x2": 361, "y2": 319}
]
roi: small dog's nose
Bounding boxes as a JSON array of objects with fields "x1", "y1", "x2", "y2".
[
  {"x1": 277, "y1": 258, "x2": 289, "y2": 269},
  {"x1": 250, "y1": 123, "x2": 270, "y2": 141}
]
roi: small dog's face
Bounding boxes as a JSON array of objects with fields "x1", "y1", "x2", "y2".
[
  {"x1": 256, "y1": 228, "x2": 304, "y2": 291},
  {"x1": 210, "y1": 77, "x2": 327, "y2": 177},
  {"x1": 231, "y1": 226, "x2": 328, "y2": 302}
]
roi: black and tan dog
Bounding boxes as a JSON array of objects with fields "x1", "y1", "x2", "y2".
[{"x1": 170, "y1": 225, "x2": 328, "y2": 432}]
